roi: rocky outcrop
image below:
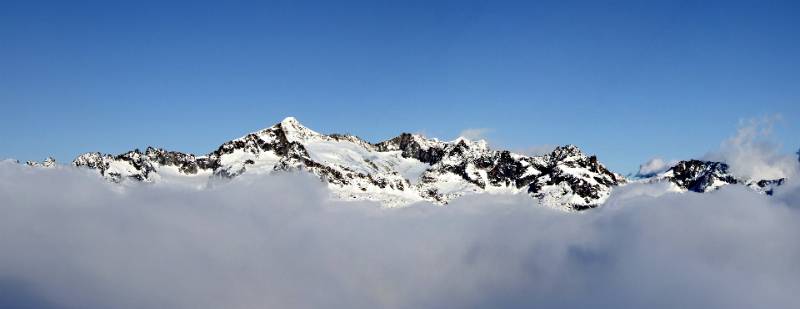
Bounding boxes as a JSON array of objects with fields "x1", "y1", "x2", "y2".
[
  {"x1": 25, "y1": 157, "x2": 56, "y2": 168},
  {"x1": 654, "y1": 160, "x2": 785, "y2": 195}
]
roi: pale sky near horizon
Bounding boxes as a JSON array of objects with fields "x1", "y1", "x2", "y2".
[{"x1": 1, "y1": 0, "x2": 798, "y2": 173}]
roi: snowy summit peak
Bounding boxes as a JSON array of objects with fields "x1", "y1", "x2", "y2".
[
  {"x1": 548, "y1": 145, "x2": 584, "y2": 160},
  {"x1": 452, "y1": 136, "x2": 489, "y2": 151},
  {"x1": 280, "y1": 116, "x2": 301, "y2": 125},
  {"x1": 26, "y1": 156, "x2": 57, "y2": 168},
  {"x1": 277, "y1": 116, "x2": 322, "y2": 142}
]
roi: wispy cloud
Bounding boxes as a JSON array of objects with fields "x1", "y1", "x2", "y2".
[
  {"x1": 705, "y1": 115, "x2": 799, "y2": 180},
  {"x1": 457, "y1": 128, "x2": 492, "y2": 141},
  {"x1": 516, "y1": 144, "x2": 558, "y2": 156},
  {"x1": 636, "y1": 157, "x2": 678, "y2": 177}
]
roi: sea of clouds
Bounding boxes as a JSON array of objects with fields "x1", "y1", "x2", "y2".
[
  {"x1": 1, "y1": 160, "x2": 799, "y2": 309},
  {"x1": 1, "y1": 118, "x2": 799, "y2": 309}
]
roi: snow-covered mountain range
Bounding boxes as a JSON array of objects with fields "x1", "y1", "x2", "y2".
[{"x1": 22, "y1": 117, "x2": 790, "y2": 211}]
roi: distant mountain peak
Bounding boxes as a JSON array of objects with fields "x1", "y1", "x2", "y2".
[
  {"x1": 549, "y1": 144, "x2": 584, "y2": 161},
  {"x1": 451, "y1": 136, "x2": 489, "y2": 151},
  {"x1": 281, "y1": 116, "x2": 300, "y2": 124},
  {"x1": 26, "y1": 157, "x2": 56, "y2": 168},
  {"x1": 648, "y1": 159, "x2": 785, "y2": 195},
  {"x1": 275, "y1": 116, "x2": 325, "y2": 143}
]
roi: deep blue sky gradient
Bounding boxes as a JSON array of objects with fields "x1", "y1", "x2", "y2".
[{"x1": 1, "y1": 0, "x2": 798, "y2": 173}]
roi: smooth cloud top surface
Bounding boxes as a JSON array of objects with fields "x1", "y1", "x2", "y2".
[{"x1": 0, "y1": 162, "x2": 799, "y2": 309}]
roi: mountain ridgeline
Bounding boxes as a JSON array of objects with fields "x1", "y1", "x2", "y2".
[{"x1": 26, "y1": 117, "x2": 788, "y2": 211}]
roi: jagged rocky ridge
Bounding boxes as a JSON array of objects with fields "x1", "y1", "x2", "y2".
[
  {"x1": 61, "y1": 117, "x2": 788, "y2": 210},
  {"x1": 649, "y1": 160, "x2": 785, "y2": 195},
  {"x1": 69, "y1": 117, "x2": 626, "y2": 211},
  {"x1": 25, "y1": 157, "x2": 56, "y2": 168}
]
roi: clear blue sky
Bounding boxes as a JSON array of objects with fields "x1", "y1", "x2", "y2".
[{"x1": 1, "y1": 0, "x2": 798, "y2": 173}]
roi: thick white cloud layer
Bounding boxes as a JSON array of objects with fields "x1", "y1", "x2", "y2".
[{"x1": 1, "y1": 162, "x2": 799, "y2": 309}]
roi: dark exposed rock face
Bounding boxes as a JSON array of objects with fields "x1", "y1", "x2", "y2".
[
  {"x1": 375, "y1": 133, "x2": 446, "y2": 164},
  {"x1": 74, "y1": 148, "x2": 208, "y2": 182},
  {"x1": 666, "y1": 160, "x2": 738, "y2": 192},
  {"x1": 145, "y1": 147, "x2": 217, "y2": 174},
  {"x1": 755, "y1": 179, "x2": 785, "y2": 196},
  {"x1": 657, "y1": 159, "x2": 785, "y2": 195},
  {"x1": 487, "y1": 151, "x2": 526, "y2": 187},
  {"x1": 400, "y1": 141, "x2": 625, "y2": 210},
  {"x1": 526, "y1": 146, "x2": 624, "y2": 209}
]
